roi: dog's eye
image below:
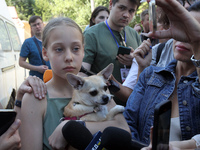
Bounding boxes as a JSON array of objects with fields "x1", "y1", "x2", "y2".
[
  {"x1": 90, "y1": 90, "x2": 98, "y2": 96},
  {"x1": 104, "y1": 86, "x2": 107, "y2": 91}
]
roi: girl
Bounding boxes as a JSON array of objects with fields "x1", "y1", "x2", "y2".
[{"x1": 19, "y1": 17, "x2": 129, "y2": 150}]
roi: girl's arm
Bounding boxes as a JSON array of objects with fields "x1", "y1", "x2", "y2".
[
  {"x1": 49, "y1": 98, "x2": 130, "y2": 149},
  {"x1": 19, "y1": 93, "x2": 46, "y2": 150}
]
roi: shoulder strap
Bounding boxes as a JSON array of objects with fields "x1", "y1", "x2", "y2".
[
  {"x1": 156, "y1": 42, "x2": 166, "y2": 64},
  {"x1": 33, "y1": 37, "x2": 45, "y2": 65}
]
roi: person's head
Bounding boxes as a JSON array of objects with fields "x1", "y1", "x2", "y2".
[
  {"x1": 156, "y1": 7, "x2": 170, "y2": 31},
  {"x1": 89, "y1": 6, "x2": 110, "y2": 27},
  {"x1": 173, "y1": 1, "x2": 200, "y2": 62},
  {"x1": 29, "y1": 15, "x2": 44, "y2": 37},
  {"x1": 42, "y1": 17, "x2": 84, "y2": 79},
  {"x1": 108, "y1": 0, "x2": 140, "y2": 31},
  {"x1": 140, "y1": 9, "x2": 149, "y2": 33}
]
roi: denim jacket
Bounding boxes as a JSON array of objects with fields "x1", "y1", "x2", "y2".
[{"x1": 124, "y1": 60, "x2": 200, "y2": 145}]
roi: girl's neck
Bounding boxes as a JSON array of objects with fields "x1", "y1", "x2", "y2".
[
  {"x1": 46, "y1": 75, "x2": 73, "y2": 98},
  {"x1": 175, "y1": 60, "x2": 196, "y2": 81}
]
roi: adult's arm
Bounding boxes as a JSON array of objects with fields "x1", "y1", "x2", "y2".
[
  {"x1": 19, "y1": 57, "x2": 48, "y2": 74},
  {"x1": 110, "y1": 75, "x2": 133, "y2": 102}
]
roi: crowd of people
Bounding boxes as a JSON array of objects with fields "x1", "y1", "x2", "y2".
[{"x1": 1, "y1": 0, "x2": 200, "y2": 149}]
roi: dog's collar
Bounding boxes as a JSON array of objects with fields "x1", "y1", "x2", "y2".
[{"x1": 60, "y1": 111, "x2": 94, "y2": 121}]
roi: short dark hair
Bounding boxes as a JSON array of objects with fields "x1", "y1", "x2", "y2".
[
  {"x1": 187, "y1": 1, "x2": 200, "y2": 12},
  {"x1": 112, "y1": 0, "x2": 140, "y2": 8},
  {"x1": 29, "y1": 15, "x2": 43, "y2": 25},
  {"x1": 140, "y1": 9, "x2": 148, "y2": 21},
  {"x1": 89, "y1": 6, "x2": 110, "y2": 27}
]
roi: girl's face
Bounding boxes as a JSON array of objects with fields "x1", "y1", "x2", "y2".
[
  {"x1": 43, "y1": 25, "x2": 84, "y2": 79},
  {"x1": 93, "y1": 10, "x2": 109, "y2": 25}
]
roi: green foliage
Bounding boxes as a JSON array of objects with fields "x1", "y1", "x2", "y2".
[
  {"x1": 5, "y1": 0, "x2": 148, "y2": 31},
  {"x1": 129, "y1": 2, "x2": 148, "y2": 28},
  {"x1": 6, "y1": 0, "x2": 35, "y2": 20}
]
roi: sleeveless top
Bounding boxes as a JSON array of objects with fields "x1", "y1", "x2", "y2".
[{"x1": 43, "y1": 92, "x2": 71, "y2": 150}]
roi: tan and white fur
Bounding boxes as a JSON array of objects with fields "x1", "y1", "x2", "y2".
[{"x1": 63, "y1": 63, "x2": 125, "y2": 121}]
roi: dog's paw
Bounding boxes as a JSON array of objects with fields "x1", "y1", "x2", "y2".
[{"x1": 115, "y1": 105, "x2": 125, "y2": 113}]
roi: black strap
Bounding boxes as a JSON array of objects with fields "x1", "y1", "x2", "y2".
[
  {"x1": 156, "y1": 42, "x2": 166, "y2": 64},
  {"x1": 33, "y1": 37, "x2": 46, "y2": 65}
]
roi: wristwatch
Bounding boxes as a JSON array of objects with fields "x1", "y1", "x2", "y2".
[{"x1": 191, "y1": 55, "x2": 200, "y2": 68}]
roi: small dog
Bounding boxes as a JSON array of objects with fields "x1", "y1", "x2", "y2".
[{"x1": 63, "y1": 63, "x2": 125, "y2": 122}]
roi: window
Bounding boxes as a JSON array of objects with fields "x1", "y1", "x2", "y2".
[
  {"x1": 6, "y1": 22, "x2": 21, "y2": 51},
  {"x1": 0, "y1": 19, "x2": 12, "y2": 51}
]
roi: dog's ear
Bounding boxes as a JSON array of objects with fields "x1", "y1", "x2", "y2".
[
  {"x1": 66, "y1": 73, "x2": 85, "y2": 90},
  {"x1": 97, "y1": 63, "x2": 114, "y2": 80}
]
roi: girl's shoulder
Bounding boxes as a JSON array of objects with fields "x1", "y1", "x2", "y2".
[{"x1": 22, "y1": 92, "x2": 47, "y2": 116}]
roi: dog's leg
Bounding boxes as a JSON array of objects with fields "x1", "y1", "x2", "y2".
[{"x1": 106, "y1": 105, "x2": 125, "y2": 120}]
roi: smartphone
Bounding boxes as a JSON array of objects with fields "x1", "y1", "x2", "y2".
[
  {"x1": 0, "y1": 109, "x2": 17, "y2": 136},
  {"x1": 152, "y1": 100, "x2": 172, "y2": 150},
  {"x1": 149, "y1": 0, "x2": 157, "y2": 32},
  {"x1": 117, "y1": 46, "x2": 131, "y2": 55}
]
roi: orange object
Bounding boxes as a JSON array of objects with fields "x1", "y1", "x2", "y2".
[{"x1": 43, "y1": 69, "x2": 53, "y2": 83}]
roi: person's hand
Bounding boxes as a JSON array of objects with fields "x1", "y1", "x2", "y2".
[
  {"x1": 0, "y1": 119, "x2": 21, "y2": 150},
  {"x1": 117, "y1": 47, "x2": 134, "y2": 66},
  {"x1": 141, "y1": 127, "x2": 182, "y2": 150},
  {"x1": 38, "y1": 65, "x2": 49, "y2": 74},
  {"x1": 134, "y1": 23, "x2": 142, "y2": 33},
  {"x1": 48, "y1": 121, "x2": 69, "y2": 150},
  {"x1": 134, "y1": 39, "x2": 152, "y2": 70},
  {"x1": 16, "y1": 76, "x2": 47, "y2": 101},
  {"x1": 146, "y1": 0, "x2": 200, "y2": 45}
]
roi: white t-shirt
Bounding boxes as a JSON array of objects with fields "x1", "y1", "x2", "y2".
[{"x1": 122, "y1": 58, "x2": 138, "y2": 90}]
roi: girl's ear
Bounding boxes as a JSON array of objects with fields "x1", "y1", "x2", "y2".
[
  {"x1": 92, "y1": 18, "x2": 95, "y2": 24},
  {"x1": 42, "y1": 47, "x2": 49, "y2": 61}
]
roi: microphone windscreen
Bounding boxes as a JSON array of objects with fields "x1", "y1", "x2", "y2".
[
  {"x1": 62, "y1": 120, "x2": 93, "y2": 150},
  {"x1": 101, "y1": 126, "x2": 132, "y2": 150}
]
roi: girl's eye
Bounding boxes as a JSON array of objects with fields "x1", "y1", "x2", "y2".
[
  {"x1": 73, "y1": 47, "x2": 79, "y2": 51},
  {"x1": 55, "y1": 48, "x2": 63, "y2": 52}
]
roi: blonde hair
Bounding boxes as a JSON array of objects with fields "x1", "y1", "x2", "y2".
[{"x1": 42, "y1": 17, "x2": 83, "y2": 48}]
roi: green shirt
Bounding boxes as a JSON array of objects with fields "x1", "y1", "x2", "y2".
[
  {"x1": 83, "y1": 22, "x2": 141, "y2": 84},
  {"x1": 43, "y1": 93, "x2": 71, "y2": 150}
]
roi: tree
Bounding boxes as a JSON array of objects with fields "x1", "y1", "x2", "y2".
[
  {"x1": 6, "y1": 0, "x2": 35, "y2": 20},
  {"x1": 6, "y1": 0, "x2": 148, "y2": 31}
]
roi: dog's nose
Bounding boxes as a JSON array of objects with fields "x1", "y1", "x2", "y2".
[{"x1": 102, "y1": 95, "x2": 109, "y2": 104}]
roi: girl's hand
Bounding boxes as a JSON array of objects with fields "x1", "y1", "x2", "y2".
[{"x1": 49, "y1": 121, "x2": 68, "y2": 150}]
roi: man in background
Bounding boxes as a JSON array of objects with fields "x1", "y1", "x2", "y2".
[
  {"x1": 140, "y1": 9, "x2": 158, "y2": 46},
  {"x1": 19, "y1": 15, "x2": 51, "y2": 80},
  {"x1": 82, "y1": 0, "x2": 141, "y2": 106}
]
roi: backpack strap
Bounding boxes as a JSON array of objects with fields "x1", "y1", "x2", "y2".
[
  {"x1": 33, "y1": 36, "x2": 46, "y2": 65},
  {"x1": 156, "y1": 42, "x2": 166, "y2": 64}
]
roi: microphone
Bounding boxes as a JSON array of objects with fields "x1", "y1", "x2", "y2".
[
  {"x1": 101, "y1": 127, "x2": 148, "y2": 150},
  {"x1": 62, "y1": 120, "x2": 93, "y2": 150},
  {"x1": 62, "y1": 120, "x2": 104, "y2": 150}
]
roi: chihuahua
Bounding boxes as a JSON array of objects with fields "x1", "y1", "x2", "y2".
[{"x1": 63, "y1": 63, "x2": 125, "y2": 122}]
